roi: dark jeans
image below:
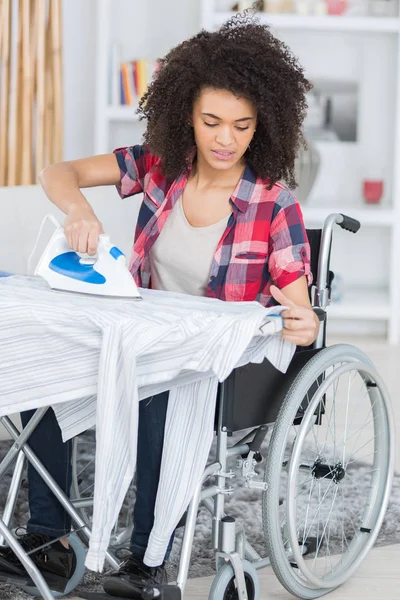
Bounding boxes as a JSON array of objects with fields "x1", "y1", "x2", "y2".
[{"x1": 20, "y1": 391, "x2": 174, "y2": 560}]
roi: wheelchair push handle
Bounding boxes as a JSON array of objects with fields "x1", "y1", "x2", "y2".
[
  {"x1": 337, "y1": 213, "x2": 361, "y2": 234},
  {"x1": 314, "y1": 213, "x2": 361, "y2": 310}
]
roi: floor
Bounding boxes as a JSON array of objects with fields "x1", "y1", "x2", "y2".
[
  {"x1": 68, "y1": 335, "x2": 400, "y2": 599},
  {"x1": 182, "y1": 544, "x2": 400, "y2": 599}
]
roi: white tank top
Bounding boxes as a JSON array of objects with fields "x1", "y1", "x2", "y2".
[{"x1": 149, "y1": 196, "x2": 230, "y2": 296}]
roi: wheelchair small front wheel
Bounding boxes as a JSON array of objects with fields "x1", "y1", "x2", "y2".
[
  {"x1": 20, "y1": 533, "x2": 86, "y2": 598},
  {"x1": 208, "y1": 559, "x2": 259, "y2": 600}
]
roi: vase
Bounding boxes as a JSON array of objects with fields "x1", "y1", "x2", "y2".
[{"x1": 294, "y1": 140, "x2": 321, "y2": 204}]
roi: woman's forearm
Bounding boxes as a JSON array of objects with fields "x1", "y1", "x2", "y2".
[
  {"x1": 38, "y1": 162, "x2": 95, "y2": 216},
  {"x1": 38, "y1": 153, "x2": 121, "y2": 216}
]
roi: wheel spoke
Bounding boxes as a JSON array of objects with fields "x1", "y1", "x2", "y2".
[
  {"x1": 312, "y1": 484, "x2": 338, "y2": 572},
  {"x1": 263, "y1": 348, "x2": 392, "y2": 593}
]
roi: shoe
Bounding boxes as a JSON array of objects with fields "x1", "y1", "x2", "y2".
[
  {"x1": 103, "y1": 552, "x2": 168, "y2": 599},
  {"x1": 0, "y1": 530, "x2": 76, "y2": 592}
]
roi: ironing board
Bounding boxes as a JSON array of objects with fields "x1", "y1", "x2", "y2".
[{"x1": 0, "y1": 275, "x2": 295, "y2": 570}]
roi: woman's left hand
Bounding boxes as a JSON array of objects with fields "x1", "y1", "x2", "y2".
[{"x1": 270, "y1": 285, "x2": 319, "y2": 347}]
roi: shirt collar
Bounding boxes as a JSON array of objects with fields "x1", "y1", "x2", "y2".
[{"x1": 230, "y1": 163, "x2": 258, "y2": 213}]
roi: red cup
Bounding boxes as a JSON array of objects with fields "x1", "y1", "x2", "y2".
[
  {"x1": 363, "y1": 179, "x2": 384, "y2": 204},
  {"x1": 326, "y1": 0, "x2": 348, "y2": 15}
]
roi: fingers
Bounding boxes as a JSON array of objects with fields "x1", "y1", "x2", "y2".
[
  {"x1": 64, "y1": 227, "x2": 73, "y2": 250},
  {"x1": 64, "y1": 218, "x2": 103, "y2": 254},
  {"x1": 281, "y1": 307, "x2": 308, "y2": 322},
  {"x1": 270, "y1": 284, "x2": 296, "y2": 309},
  {"x1": 281, "y1": 325, "x2": 310, "y2": 344},
  {"x1": 280, "y1": 309, "x2": 299, "y2": 320},
  {"x1": 281, "y1": 310, "x2": 319, "y2": 346},
  {"x1": 78, "y1": 230, "x2": 90, "y2": 254},
  {"x1": 282, "y1": 330, "x2": 307, "y2": 345},
  {"x1": 67, "y1": 223, "x2": 80, "y2": 252},
  {"x1": 87, "y1": 228, "x2": 100, "y2": 256},
  {"x1": 282, "y1": 318, "x2": 303, "y2": 331}
]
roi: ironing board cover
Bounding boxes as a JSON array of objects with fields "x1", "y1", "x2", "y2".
[{"x1": 0, "y1": 276, "x2": 295, "y2": 570}]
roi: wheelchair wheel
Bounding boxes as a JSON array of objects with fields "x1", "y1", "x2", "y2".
[
  {"x1": 208, "y1": 560, "x2": 260, "y2": 600},
  {"x1": 71, "y1": 430, "x2": 135, "y2": 550},
  {"x1": 262, "y1": 344, "x2": 394, "y2": 598},
  {"x1": 20, "y1": 533, "x2": 86, "y2": 597}
]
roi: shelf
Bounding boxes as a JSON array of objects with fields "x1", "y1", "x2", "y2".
[
  {"x1": 328, "y1": 288, "x2": 390, "y2": 319},
  {"x1": 105, "y1": 105, "x2": 141, "y2": 122},
  {"x1": 213, "y1": 13, "x2": 400, "y2": 33},
  {"x1": 302, "y1": 206, "x2": 394, "y2": 227}
]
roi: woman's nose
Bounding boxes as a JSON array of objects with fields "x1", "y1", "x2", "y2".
[{"x1": 215, "y1": 127, "x2": 234, "y2": 146}]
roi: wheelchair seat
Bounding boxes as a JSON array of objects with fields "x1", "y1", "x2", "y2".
[{"x1": 216, "y1": 225, "x2": 330, "y2": 434}]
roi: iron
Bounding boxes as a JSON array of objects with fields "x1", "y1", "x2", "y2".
[{"x1": 29, "y1": 214, "x2": 141, "y2": 299}]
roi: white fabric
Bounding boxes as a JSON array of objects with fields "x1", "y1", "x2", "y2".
[
  {"x1": 0, "y1": 276, "x2": 295, "y2": 570},
  {"x1": 149, "y1": 196, "x2": 230, "y2": 296}
]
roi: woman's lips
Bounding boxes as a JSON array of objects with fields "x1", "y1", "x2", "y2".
[{"x1": 211, "y1": 150, "x2": 235, "y2": 161}]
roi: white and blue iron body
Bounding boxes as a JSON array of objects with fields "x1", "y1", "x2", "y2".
[{"x1": 31, "y1": 215, "x2": 141, "y2": 299}]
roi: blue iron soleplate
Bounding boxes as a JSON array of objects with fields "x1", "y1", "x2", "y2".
[{"x1": 49, "y1": 252, "x2": 106, "y2": 284}]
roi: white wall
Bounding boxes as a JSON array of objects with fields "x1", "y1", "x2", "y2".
[
  {"x1": 62, "y1": 0, "x2": 201, "y2": 160},
  {"x1": 62, "y1": 0, "x2": 97, "y2": 160},
  {"x1": 0, "y1": 184, "x2": 141, "y2": 274}
]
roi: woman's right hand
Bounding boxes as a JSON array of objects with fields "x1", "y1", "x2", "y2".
[{"x1": 64, "y1": 204, "x2": 104, "y2": 256}]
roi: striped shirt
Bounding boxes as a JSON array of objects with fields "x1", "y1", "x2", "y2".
[
  {"x1": 114, "y1": 144, "x2": 312, "y2": 305},
  {"x1": 0, "y1": 276, "x2": 295, "y2": 569}
]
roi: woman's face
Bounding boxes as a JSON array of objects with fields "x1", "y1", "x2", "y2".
[{"x1": 191, "y1": 87, "x2": 257, "y2": 172}]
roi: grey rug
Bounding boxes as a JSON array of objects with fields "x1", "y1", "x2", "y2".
[{"x1": 0, "y1": 434, "x2": 399, "y2": 600}]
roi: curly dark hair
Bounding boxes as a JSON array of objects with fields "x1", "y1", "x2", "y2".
[{"x1": 138, "y1": 8, "x2": 312, "y2": 188}]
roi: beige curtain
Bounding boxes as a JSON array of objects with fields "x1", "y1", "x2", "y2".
[{"x1": 0, "y1": 0, "x2": 63, "y2": 187}]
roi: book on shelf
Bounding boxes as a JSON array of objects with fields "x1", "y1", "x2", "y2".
[{"x1": 109, "y1": 43, "x2": 156, "y2": 107}]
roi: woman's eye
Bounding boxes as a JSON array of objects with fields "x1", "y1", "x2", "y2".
[{"x1": 203, "y1": 122, "x2": 250, "y2": 131}]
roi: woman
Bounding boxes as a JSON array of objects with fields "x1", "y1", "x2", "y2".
[{"x1": 0, "y1": 11, "x2": 318, "y2": 599}]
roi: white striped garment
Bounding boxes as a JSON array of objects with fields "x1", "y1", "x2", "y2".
[{"x1": 0, "y1": 276, "x2": 295, "y2": 570}]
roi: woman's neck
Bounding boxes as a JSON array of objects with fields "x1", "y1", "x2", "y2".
[{"x1": 191, "y1": 153, "x2": 246, "y2": 190}]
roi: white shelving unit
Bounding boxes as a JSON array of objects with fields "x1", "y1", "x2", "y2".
[
  {"x1": 105, "y1": 105, "x2": 141, "y2": 123},
  {"x1": 212, "y1": 12, "x2": 400, "y2": 32},
  {"x1": 302, "y1": 206, "x2": 394, "y2": 227},
  {"x1": 94, "y1": 0, "x2": 144, "y2": 156},
  {"x1": 201, "y1": 0, "x2": 400, "y2": 343},
  {"x1": 94, "y1": 0, "x2": 198, "y2": 153}
]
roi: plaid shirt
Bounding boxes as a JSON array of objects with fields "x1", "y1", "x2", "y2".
[{"x1": 114, "y1": 144, "x2": 311, "y2": 307}]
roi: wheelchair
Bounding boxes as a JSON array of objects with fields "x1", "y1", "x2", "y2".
[{"x1": 0, "y1": 213, "x2": 395, "y2": 600}]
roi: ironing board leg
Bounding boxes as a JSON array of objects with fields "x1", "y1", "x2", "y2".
[
  {"x1": 0, "y1": 451, "x2": 25, "y2": 546},
  {"x1": 0, "y1": 412, "x2": 120, "y2": 570},
  {"x1": 0, "y1": 518, "x2": 55, "y2": 600},
  {"x1": 0, "y1": 409, "x2": 49, "y2": 478}
]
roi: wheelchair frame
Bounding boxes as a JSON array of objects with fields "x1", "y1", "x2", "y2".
[{"x1": 0, "y1": 212, "x2": 393, "y2": 600}]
